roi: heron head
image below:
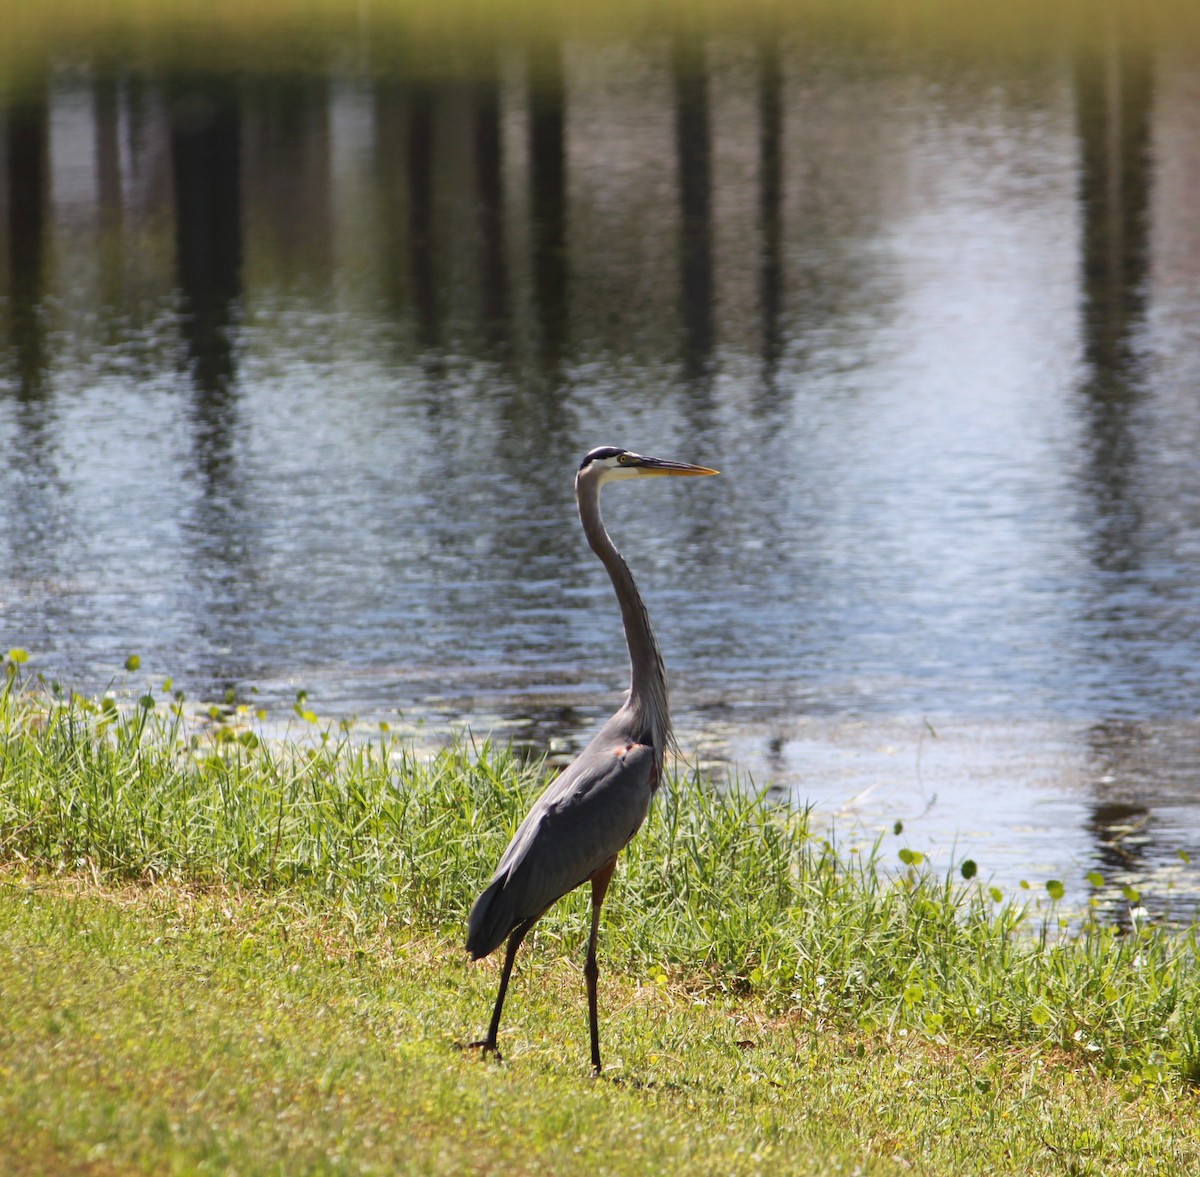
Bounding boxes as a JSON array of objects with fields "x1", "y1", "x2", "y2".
[{"x1": 576, "y1": 446, "x2": 718, "y2": 486}]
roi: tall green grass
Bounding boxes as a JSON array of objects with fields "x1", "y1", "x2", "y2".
[{"x1": 2, "y1": 670, "x2": 1198, "y2": 1088}]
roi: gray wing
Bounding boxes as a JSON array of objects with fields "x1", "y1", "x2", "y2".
[{"x1": 466, "y1": 739, "x2": 655, "y2": 959}]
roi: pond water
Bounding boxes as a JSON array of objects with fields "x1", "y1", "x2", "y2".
[{"x1": 3, "y1": 5, "x2": 1200, "y2": 916}]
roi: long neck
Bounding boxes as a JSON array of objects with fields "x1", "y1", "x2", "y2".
[{"x1": 577, "y1": 477, "x2": 671, "y2": 757}]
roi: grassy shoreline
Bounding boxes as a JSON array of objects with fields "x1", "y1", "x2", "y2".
[{"x1": 2, "y1": 673, "x2": 1199, "y2": 1172}]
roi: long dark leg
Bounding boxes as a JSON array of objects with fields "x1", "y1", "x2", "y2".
[
  {"x1": 469, "y1": 917, "x2": 536, "y2": 1060},
  {"x1": 585, "y1": 858, "x2": 617, "y2": 1077}
]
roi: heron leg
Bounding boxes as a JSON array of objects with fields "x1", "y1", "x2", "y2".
[
  {"x1": 585, "y1": 857, "x2": 617, "y2": 1077},
  {"x1": 469, "y1": 917, "x2": 536, "y2": 1060}
]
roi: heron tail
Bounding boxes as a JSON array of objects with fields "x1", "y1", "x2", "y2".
[{"x1": 466, "y1": 874, "x2": 515, "y2": 960}]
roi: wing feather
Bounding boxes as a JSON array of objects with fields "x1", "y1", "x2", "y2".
[{"x1": 465, "y1": 739, "x2": 655, "y2": 959}]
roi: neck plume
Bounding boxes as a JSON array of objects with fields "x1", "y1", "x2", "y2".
[{"x1": 576, "y1": 475, "x2": 671, "y2": 763}]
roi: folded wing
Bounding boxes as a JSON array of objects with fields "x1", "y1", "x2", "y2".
[{"x1": 466, "y1": 740, "x2": 656, "y2": 959}]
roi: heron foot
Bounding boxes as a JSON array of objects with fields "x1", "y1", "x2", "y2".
[{"x1": 464, "y1": 1038, "x2": 503, "y2": 1062}]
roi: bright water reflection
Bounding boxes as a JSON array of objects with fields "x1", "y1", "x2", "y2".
[{"x1": 3, "y1": 13, "x2": 1200, "y2": 914}]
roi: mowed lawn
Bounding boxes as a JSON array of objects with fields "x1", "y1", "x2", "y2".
[{"x1": 2, "y1": 878, "x2": 1197, "y2": 1177}]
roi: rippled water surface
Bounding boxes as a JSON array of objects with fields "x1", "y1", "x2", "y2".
[{"x1": 3, "y1": 4, "x2": 1200, "y2": 913}]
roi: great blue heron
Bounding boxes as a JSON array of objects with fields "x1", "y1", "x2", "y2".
[{"x1": 466, "y1": 445, "x2": 718, "y2": 1075}]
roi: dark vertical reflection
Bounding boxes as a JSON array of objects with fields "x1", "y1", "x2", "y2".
[
  {"x1": 169, "y1": 76, "x2": 244, "y2": 470},
  {"x1": 169, "y1": 79, "x2": 251, "y2": 690},
  {"x1": 485, "y1": 49, "x2": 572, "y2": 473},
  {"x1": 475, "y1": 62, "x2": 509, "y2": 351},
  {"x1": 1074, "y1": 42, "x2": 1155, "y2": 884},
  {"x1": 4, "y1": 88, "x2": 50, "y2": 402},
  {"x1": 408, "y1": 83, "x2": 438, "y2": 350},
  {"x1": 529, "y1": 48, "x2": 567, "y2": 364},
  {"x1": 1074, "y1": 43, "x2": 1154, "y2": 574},
  {"x1": 673, "y1": 35, "x2": 714, "y2": 382},
  {"x1": 1087, "y1": 800, "x2": 1152, "y2": 877},
  {"x1": 1, "y1": 82, "x2": 74, "y2": 669},
  {"x1": 758, "y1": 39, "x2": 784, "y2": 387},
  {"x1": 1084, "y1": 720, "x2": 1154, "y2": 928}
]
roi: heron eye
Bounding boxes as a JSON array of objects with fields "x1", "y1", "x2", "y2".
[{"x1": 617, "y1": 453, "x2": 636, "y2": 465}]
